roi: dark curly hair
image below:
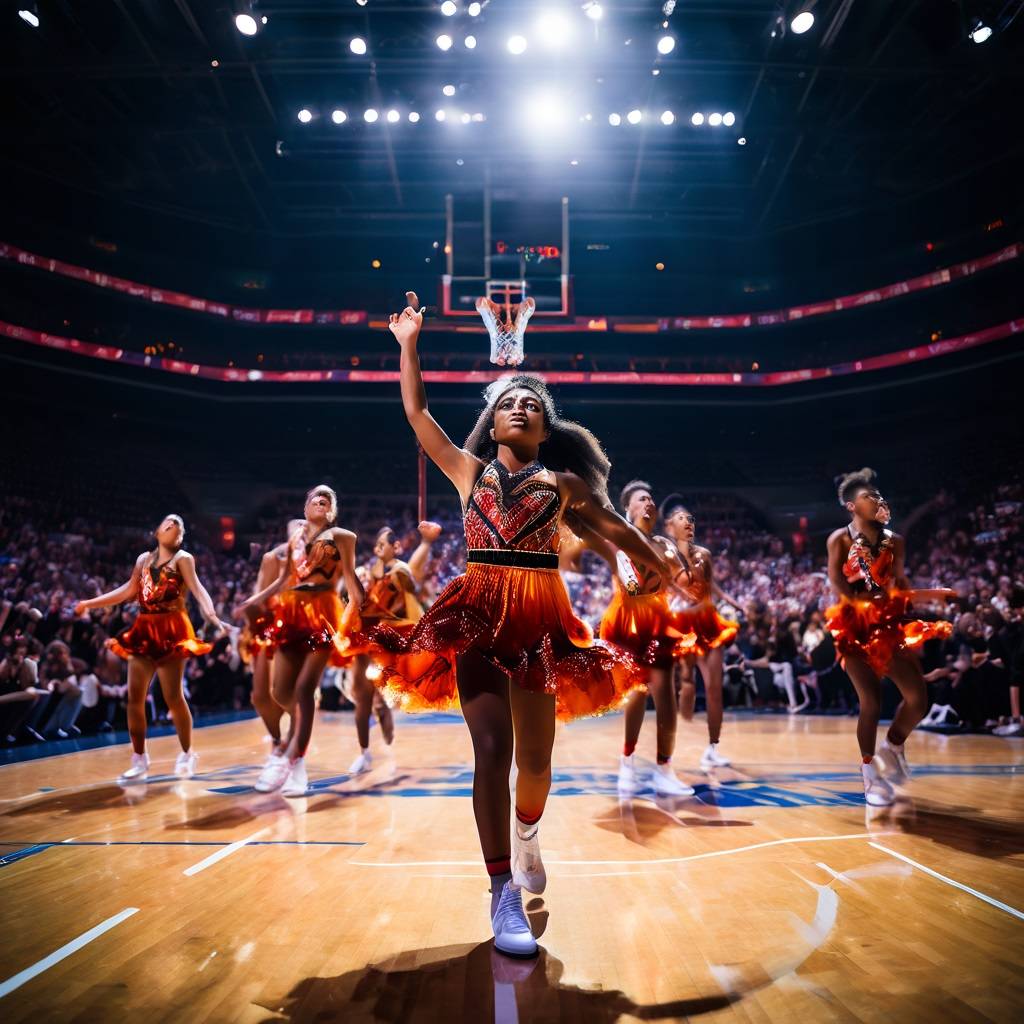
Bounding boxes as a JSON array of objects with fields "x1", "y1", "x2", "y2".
[
  {"x1": 834, "y1": 467, "x2": 878, "y2": 506},
  {"x1": 464, "y1": 375, "x2": 612, "y2": 512},
  {"x1": 619, "y1": 479, "x2": 653, "y2": 515}
]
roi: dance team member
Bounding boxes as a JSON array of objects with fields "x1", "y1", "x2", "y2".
[{"x1": 75, "y1": 515, "x2": 230, "y2": 781}]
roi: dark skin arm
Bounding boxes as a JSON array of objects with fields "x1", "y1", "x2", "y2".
[{"x1": 827, "y1": 528, "x2": 857, "y2": 600}]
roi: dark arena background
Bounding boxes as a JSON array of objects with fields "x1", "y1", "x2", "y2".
[{"x1": 1, "y1": 3, "x2": 1022, "y2": 1022}]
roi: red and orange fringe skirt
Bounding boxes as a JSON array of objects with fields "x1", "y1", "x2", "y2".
[{"x1": 108, "y1": 610, "x2": 212, "y2": 664}]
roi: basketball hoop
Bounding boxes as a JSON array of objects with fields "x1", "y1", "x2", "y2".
[{"x1": 476, "y1": 291, "x2": 535, "y2": 366}]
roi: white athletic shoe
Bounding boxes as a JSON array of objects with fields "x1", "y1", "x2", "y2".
[
  {"x1": 861, "y1": 762, "x2": 895, "y2": 807},
  {"x1": 650, "y1": 763, "x2": 695, "y2": 797},
  {"x1": 920, "y1": 704, "x2": 944, "y2": 727},
  {"x1": 512, "y1": 825, "x2": 547, "y2": 894},
  {"x1": 120, "y1": 752, "x2": 150, "y2": 781},
  {"x1": 280, "y1": 758, "x2": 309, "y2": 798},
  {"x1": 492, "y1": 882, "x2": 538, "y2": 958},
  {"x1": 174, "y1": 750, "x2": 199, "y2": 778},
  {"x1": 874, "y1": 740, "x2": 910, "y2": 786},
  {"x1": 700, "y1": 743, "x2": 731, "y2": 769},
  {"x1": 618, "y1": 753, "x2": 638, "y2": 794},
  {"x1": 349, "y1": 749, "x2": 373, "y2": 775},
  {"x1": 993, "y1": 717, "x2": 1024, "y2": 737},
  {"x1": 254, "y1": 753, "x2": 290, "y2": 793}
]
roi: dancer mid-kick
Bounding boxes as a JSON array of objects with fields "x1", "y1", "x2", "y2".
[{"x1": 373, "y1": 292, "x2": 673, "y2": 958}]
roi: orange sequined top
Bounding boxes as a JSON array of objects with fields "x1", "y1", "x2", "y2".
[
  {"x1": 293, "y1": 528, "x2": 341, "y2": 590},
  {"x1": 842, "y1": 525, "x2": 895, "y2": 593},
  {"x1": 139, "y1": 557, "x2": 187, "y2": 613},
  {"x1": 363, "y1": 562, "x2": 416, "y2": 620},
  {"x1": 673, "y1": 544, "x2": 713, "y2": 604}
]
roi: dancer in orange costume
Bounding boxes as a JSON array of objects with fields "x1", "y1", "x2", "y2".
[
  {"x1": 75, "y1": 514, "x2": 230, "y2": 781},
  {"x1": 825, "y1": 468, "x2": 952, "y2": 806}
]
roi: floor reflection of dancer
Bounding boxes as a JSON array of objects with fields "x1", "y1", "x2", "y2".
[
  {"x1": 378, "y1": 292, "x2": 671, "y2": 958},
  {"x1": 826, "y1": 469, "x2": 953, "y2": 806},
  {"x1": 660, "y1": 497, "x2": 742, "y2": 771},
  {"x1": 238, "y1": 486, "x2": 364, "y2": 797},
  {"x1": 240, "y1": 518, "x2": 304, "y2": 793},
  {"x1": 595, "y1": 481, "x2": 696, "y2": 797},
  {"x1": 74, "y1": 515, "x2": 231, "y2": 781},
  {"x1": 347, "y1": 522, "x2": 439, "y2": 774}
]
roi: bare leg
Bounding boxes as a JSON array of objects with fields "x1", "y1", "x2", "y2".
[
  {"x1": 622, "y1": 684, "x2": 648, "y2": 755},
  {"x1": 270, "y1": 649, "x2": 304, "y2": 715},
  {"x1": 677, "y1": 658, "x2": 697, "y2": 723},
  {"x1": 843, "y1": 656, "x2": 884, "y2": 759},
  {"x1": 646, "y1": 667, "x2": 677, "y2": 762},
  {"x1": 884, "y1": 653, "x2": 929, "y2": 747},
  {"x1": 510, "y1": 682, "x2": 556, "y2": 824},
  {"x1": 285, "y1": 650, "x2": 331, "y2": 760},
  {"x1": 251, "y1": 650, "x2": 284, "y2": 749},
  {"x1": 350, "y1": 654, "x2": 375, "y2": 750},
  {"x1": 155, "y1": 659, "x2": 192, "y2": 753},
  {"x1": 126, "y1": 657, "x2": 156, "y2": 754},
  {"x1": 698, "y1": 648, "x2": 725, "y2": 745}
]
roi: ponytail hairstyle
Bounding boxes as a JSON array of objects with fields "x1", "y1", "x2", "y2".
[{"x1": 834, "y1": 467, "x2": 878, "y2": 507}]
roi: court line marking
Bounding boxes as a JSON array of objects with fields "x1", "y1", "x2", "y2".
[
  {"x1": 350, "y1": 831, "x2": 897, "y2": 868},
  {"x1": 0, "y1": 907, "x2": 139, "y2": 999},
  {"x1": 867, "y1": 842, "x2": 1024, "y2": 921},
  {"x1": 183, "y1": 828, "x2": 269, "y2": 876}
]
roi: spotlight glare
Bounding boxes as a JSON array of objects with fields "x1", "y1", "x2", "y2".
[
  {"x1": 297, "y1": 108, "x2": 313, "y2": 123},
  {"x1": 537, "y1": 12, "x2": 572, "y2": 48},
  {"x1": 524, "y1": 91, "x2": 569, "y2": 131},
  {"x1": 608, "y1": 112, "x2": 622, "y2": 126},
  {"x1": 436, "y1": 33, "x2": 453, "y2": 50},
  {"x1": 722, "y1": 111, "x2": 735, "y2": 127},
  {"x1": 349, "y1": 37, "x2": 367, "y2": 55},
  {"x1": 737, "y1": 136, "x2": 747, "y2": 145},
  {"x1": 443, "y1": 84, "x2": 456, "y2": 97},
  {"x1": 465, "y1": 34, "x2": 477, "y2": 48},
  {"x1": 584, "y1": 2, "x2": 603, "y2": 21},
  {"x1": 708, "y1": 112, "x2": 722, "y2": 126},
  {"x1": 627, "y1": 108, "x2": 642, "y2": 124},
  {"x1": 441, "y1": 0, "x2": 457, "y2": 15},
  {"x1": 18, "y1": 8, "x2": 40, "y2": 27},
  {"x1": 364, "y1": 108, "x2": 379, "y2": 123},
  {"x1": 660, "y1": 110, "x2": 675, "y2": 125},
  {"x1": 387, "y1": 109, "x2": 400, "y2": 123},
  {"x1": 409, "y1": 111, "x2": 421, "y2": 122},
  {"x1": 460, "y1": 111, "x2": 471, "y2": 124},
  {"x1": 971, "y1": 23, "x2": 993, "y2": 44},
  {"x1": 469, "y1": 2, "x2": 482, "y2": 15},
  {"x1": 791, "y1": 11, "x2": 814, "y2": 34},
  {"x1": 657, "y1": 35, "x2": 675, "y2": 55},
  {"x1": 235, "y1": 14, "x2": 258, "y2": 35},
  {"x1": 472, "y1": 111, "x2": 485, "y2": 121},
  {"x1": 507, "y1": 34, "x2": 528, "y2": 55},
  {"x1": 691, "y1": 112, "x2": 704, "y2": 126},
  {"x1": 331, "y1": 109, "x2": 347, "y2": 124},
  {"x1": 435, "y1": 109, "x2": 447, "y2": 121}
]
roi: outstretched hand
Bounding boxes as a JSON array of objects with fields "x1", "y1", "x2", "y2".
[
  {"x1": 418, "y1": 520, "x2": 443, "y2": 543},
  {"x1": 388, "y1": 291, "x2": 425, "y2": 346}
]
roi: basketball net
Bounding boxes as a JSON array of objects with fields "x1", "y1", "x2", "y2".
[{"x1": 476, "y1": 294, "x2": 535, "y2": 367}]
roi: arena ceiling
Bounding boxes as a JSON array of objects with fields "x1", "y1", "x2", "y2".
[{"x1": 3, "y1": 0, "x2": 1023, "y2": 247}]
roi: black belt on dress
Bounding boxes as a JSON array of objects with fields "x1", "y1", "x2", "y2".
[{"x1": 466, "y1": 549, "x2": 559, "y2": 570}]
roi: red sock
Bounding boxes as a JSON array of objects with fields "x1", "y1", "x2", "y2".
[
  {"x1": 515, "y1": 807, "x2": 542, "y2": 827},
  {"x1": 623, "y1": 741, "x2": 637, "y2": 757},
  {"x1": 862, "y1": 755, "x2": 873, "y2": 765},
  {"x1": 657, "y1": 754, "x2": 671, "y2": 765},
  {"x1": 485, "y1": 855, "x2": 511, "y2": 876}
]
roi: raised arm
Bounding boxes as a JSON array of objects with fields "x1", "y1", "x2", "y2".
[
  {"x1": 827, "y1": 529, "x2": 856, "y2": 600},
  {"x1": 407, "y1": 521, "x2": 441, "y2": 585},
  {"x1": 74, "y1": 555, "x2": 144, "y2": 615},
  {"x1": 177, "y1": 553, "x2": 231, "y2": 635},
  {"x1": 389, "y1": 291, "x2": 483, "y2": 501}
]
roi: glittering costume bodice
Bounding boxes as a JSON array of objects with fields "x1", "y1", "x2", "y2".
[
  {"x1": 674, "y1": 545, "x2": 712, "y2": 604},
  {"x1": 139, "y1": 558, "x2": 186, "y2": 613},
  {"x1": 293, "y1": 528, "x2": 341, "y2": 589},
  {"x1": 464, "y1": 460, "x2": 561, "y2": 556},
  {"x1": 363, "y1": 562, "x2": 418, "y2": 620},
  {"x1": 843, "y1": 525, "x2": 895, "y2": 593}
]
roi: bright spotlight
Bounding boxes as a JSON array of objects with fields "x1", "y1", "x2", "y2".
[
  {"x1": 465, "y1": 34, "x2": 477, "y2": 48},
  {"x1": 524, "y1": 92, "x2": 569, "y2": 131},
  {"x1": 349, "y1": 37, "x2": 367, "y2": 55},
  {"x1": 507, "y1": 34, "x2": 528, "y2": 54},
  {"x1": 472, "y1": 111, "x2": 486, "y2": 121},
  {"x1": 971, "y1": 22, "x2": 993, "y2": 43},
  {"x1": 660, "y1": 110, "x2": 675, "y2": 125},
  {"x1": 627, "y1": 108, "x2": 642, "y2": 124},
  {"x1": 737, "y1": 137, "x2": 747, "y2": 145},
  {"x1": 409, "y1": 111, "x2": 421, "y2": 122},
  {"x1": 708, "y1": 112, "x2": 722, "y2": 126},
  {"x1": 657, "y1": 35, "x2": 675, "y2": 55},
  {"x1": 331, "y1": 109, "x2": 347, "y2": 124},
  {"x1": 469, "y1": 2, "x2": 482, "y2": 15},
  {"x1": 443, "y1": 84, "x2": 456, "y2": 97},
  {"x1": 441, "y1": 0, "x2": 458, "y2": 15},
  {"x1": 722, "y1": 111, "x2": 735, "y2": 126},
  {"x1": 457, "y1": 111, "x2": 469, "y2": 123},
  {"x1": 436, "y1": 33, "x2": 453, "y2": 50},
  {"x1": 297, "y1": 108, "x2": 313, "y2": 123},
  {"x1": 609, "y1": 112, "x2": 621, "y2": 126},
  {"x1": 364, "y1": 108, "x2": 379, "y2": 123},
  {"x1": 791, "y1": 11, "x2": 814, "y2": 34},
  {"x1": 435, "y1": 109, "x2": 447, "y2": 121},
  {"x1": 691, "y1": 112, "x2": 704, "y2": 126},
  {"x1": 235, "y1": 14, "x2": 258, "y2": 36},
  {"x1": 18, "y1": 8, "x2": 40, "y2": 27},
  {"x1": 537, "y1": 11, "x2": 572, "y2": 48},
  {"x1": 387, "y1": 109, "x2": 400, "y2": 123},
  {"x1": 584, "y1": 2, "x2": 603, "y2": 21}
]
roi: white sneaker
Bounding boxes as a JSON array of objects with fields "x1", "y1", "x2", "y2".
[
  {"x1": 492, "y1": 882, "x2": 538, "y2": 958},
  {"x1": 174, "y1": 750, "x2": 198, "y2": 778},
  {"x1": 254, "y1": 753, "x2": 290, "y2": 793},
  {"x1": 920, "y1": 704, "x2": 943, "y2": 727},
  {"x1": 618, "y1": 753, "x2": 638, "y2": 794},
  {"x1": 349, "y1": 749, "x2": 373, "y2": 774},
  {"x1": 120, "y1": 752, "x2": 150, "y2": 781},
  {"x1": 993, "y1": 718, "x2": 1024, "y2": 737},
  {"x1": 512, "y1": 825, "x2": 547, "y2": 894},
  {"x1": 875, "y1": 740, "x2": 910, "y2": 786},
  {"x1": 862, "y1": 762, "x2": 895, "y2": 807},
  {"x1": 650, "y1": 763, "x2": 695, "y2": 797},
  {"x1": 700, "y1": 743, "x2": 731, "y2": 769},
  {"x1": 280, "y1": 758, "x2": 309, "y2": 798}
]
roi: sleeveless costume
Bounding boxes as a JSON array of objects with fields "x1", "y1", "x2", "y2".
[
  {"x1": 669, "y1": 546, "x2": 739, "y2": 658},
  {"x1": 108, "y1": 554, "x2": 212, "y2": 664},
  {"x1": 825, "y1": 525, "x2": 952, "y2": 675},
  {"x1": 367, "y1": 459, "x2": 645, "y2": 720}
]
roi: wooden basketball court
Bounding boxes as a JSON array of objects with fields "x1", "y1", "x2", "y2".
[{"x1": 1, "y1": 711, "x2": 1021, "y2": 1022}]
